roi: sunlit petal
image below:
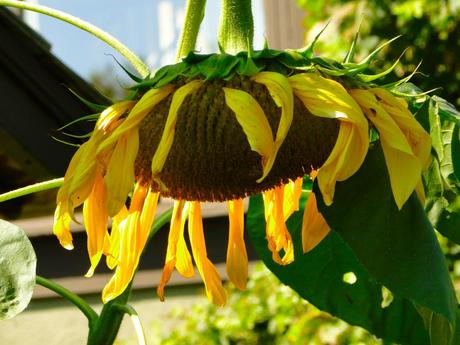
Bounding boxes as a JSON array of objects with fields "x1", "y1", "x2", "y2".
[
  {"x1": 302, "y1": 191, "x2": 331, "y2": 253},
  {"x1": 226, "y1": 199, "x2": 248, "y2": 290}
]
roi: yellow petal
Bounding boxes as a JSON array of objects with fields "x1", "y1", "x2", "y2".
[
  {"x1": 83, "y1": 170, "x2": 109, "y2": 277},
  {"x1": 223, "y1": 87, "x2": 275, "y2": 181},
  {"x1": 251, "y1": 72, "x2": 294, "y2": 181},
  {"x1": 102, "y1": 211, "x2": 141, "y2": 303},
  {"x1": 371, "y1": 88, "x2": 432, "y2": 169},
  {"x1": 104, "y1": 129, "x2": 139, "y2": 216},
  {"x1": 95, "y1": 101, "x2": 135, "y2": 134},
  {"x1": 283, "y1": 177, "x2": 303, "y2": 218},
  {"x1": 262, "y1": 186, "x2": 294, "y2": 265},
  {"x1": 289, "y1": 73, "x2": 369, "y2": 206},
  {"x1": 226, "y1": 199, "x2": 248, "y2": 290},
  {"x1": 188, "y1": 202, "x2": 226, "y2": 306},
  {"x1": 97, "y1": 86, "x2": 174, "y2": 154},
  {"x1": 151, "y1": 80, "x2": 203, "y2": 183},
  {"x1": 157, "y1": 201, "x2": 194, "y2": 301},
  {"x1": 53, "y1": 203, "x2": 74, "y2": 250},
  {"x1": 317, "y1": 122, "x2": 363, "y2": 205},
  {"x1": 350, "y1": 89, "x2": 421, "y2": 209},
  {"x1": 139, "y1": 188, "x2": 160, "y2": 245},
  {"x1": 106, "y1": 206, "x2": 128, "y2": 270},
  {"x1": 302, "y1": 191, "x2": 331, "y2": 253}
]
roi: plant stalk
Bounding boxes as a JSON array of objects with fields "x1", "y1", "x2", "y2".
[
  {"x1": 0, "y1": 0, "x2": 150, "y2": 78},
  {"x1": 0, "y1": 178, "x2": 64, "y2": 203},
  {"x1": 176, "y1": 0, "x2": 207, "y2": 62},
  {"x1": 36, "y1": 275, "x2": 98, "y2": 326},
  {"x1": 218, "y1": 0, "x2": 254, "y2": 54}
]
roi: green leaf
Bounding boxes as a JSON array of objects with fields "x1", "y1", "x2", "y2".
[
  {"x1": 248, "y1": 146, "x2": 458, "y2": 344},
  {"x1": 247, "y1": 191, "x2": 430, "y2": 344},
  {"x1": 314, "y1": 146, "x2": 457, "y2": 345},
  {"x1": 197, "y1": 54, "x2": 240, "y2": 80},
  {"x1": 0, "y1": 219, "x2": 36, "y2": 320}
]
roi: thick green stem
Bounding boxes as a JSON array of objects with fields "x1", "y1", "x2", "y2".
[
  {"x1": 0, "y1": 0, "x2": 149, "y2": 78},
  {"x1": 86, "y1": 207, "x2": 173, "y2": 345},
  {"x1": 36, "y1": 275, "x2": 98, "y2": 326},
  {"x1": 218, "y1": 0, "x2": 254, "y2": 54},
  {"x1": 0, "y1": 178, "x2": 63, "y2": 203},
  {"x1": 176, "y1": 0, "x2": 207, "y2": 62}
]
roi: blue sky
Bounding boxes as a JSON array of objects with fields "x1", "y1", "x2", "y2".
[{"x1": 32, "y1": 1, "x2": 265, "y2": 80}]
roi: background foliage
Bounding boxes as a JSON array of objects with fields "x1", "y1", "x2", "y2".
[{"x1": 296, "y1": 0, "x2": 460, "y2": 106}]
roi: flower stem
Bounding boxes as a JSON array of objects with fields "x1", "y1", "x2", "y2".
[
  {"x1": 0, "y1": 178, "x2": 64, "y2": 203},
  {"x1": 35, "y1": 275, "x2": 98, "y2": 325},
  {"x1": 176, "y1": 0, "x2": 207, "y2": 62},
  {"x1": 86, "y1": 207, "x2": 173, "y2": 345},
  {"x1": 218, "y1": 0, "x2": 254, "y2": 54},
  {"x1": 112, "y1": 304, "x2": 146, "y2": 345},
  {"x1": 0, "y1": 0, "x2": 150, "y2": 78}
]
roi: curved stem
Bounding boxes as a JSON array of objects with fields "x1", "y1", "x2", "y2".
[
  {"x1": 218, "y1": 0, "x2": 254, "y2": 54},
  {"x1": 36, "y1": 275, "x2": 98, "y2": 325},
  {"x1": 0, "y1": 178, "x2": 64, "y2": 203},
  {"x1": 0, "y1": 0, "x2": 150, "y2": 78},
  {"x1": 176, "y1": 0, "x2": 207, "y2": 62}
]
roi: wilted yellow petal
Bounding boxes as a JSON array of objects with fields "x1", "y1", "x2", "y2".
[
  {"x1": 106, "y1": 206, "x2": 128, "y2": 270},
  {"x1": 83, "y1": 171, "x2": 109, "y2": 277},
  {"x1": 104, "y1": 129, "x2": 139, "y2": 216},
  {"x1": 317, "y1": 123, "x2": 364, "y2": 205},
  {"x1": 371, "y1": 88, "x2": 432, "y2": 169},
  {"x1": 226, "y1": 199, "x2": 248, "y2": 291},
  {"x1": 151, "y1": 80, "x2": 203, "y2": 183},
  {"x1": 283, "y1": 178, "x2": 303, "y2": 218},
  {"x1": 351, "y1": 89, "x2": 421, "y2": 209},
  {"x1": 251, "y1": 72, "x2": 294, "y2": 182},
  {"x1": 289, "y1": 73, "x2": 369, "y2": 206},
  {"x1": 139, "y1": 188, "x2": 160, "y2": 245},
  {"x1": 302, "y1": 192, "x2": 331, "y2": 253},
  {"x1": 188, "y1": 202, "x2": 226, "y2": 306},
  {"x1": 262, "y1": 186, "x2": 294, "y2": 265},
  {"x1": 223, "y1": 87, "x2": 275, "y2": 181},
  {"x1": 97, "y1": 86, "x2": 174, "y2": 154},
  {"x1": 157, "y1": 201, "x2": 194, "y2": 301},
  {"x1": 102, "y1": 211, "x2": 141, "y2": 303},
  {"x1": 95, "y1": 101, "x2": 135, "y2": 133},
  {"x1": 53, "y1": 203, "x2": 74, "y2": 250}
]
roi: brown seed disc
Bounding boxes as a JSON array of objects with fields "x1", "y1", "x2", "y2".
[{"x1": 135, "y1": 76, "x2": 339, "y2": 202}]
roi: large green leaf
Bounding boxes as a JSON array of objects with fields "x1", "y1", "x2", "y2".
[
  {"x1": 0, "y1": 219, "x2": 36, "y2": 320},
  {"x1": 247, "y1": 147, "x2": 457, "y2": 345},
  {"x1": 315, "y1": 146, "x2": 457, "y2": 345}
]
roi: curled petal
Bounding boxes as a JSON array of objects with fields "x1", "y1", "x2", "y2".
[
  {"x1": 371, "y1": 88, "x2": 432, "y2": 169},
  {"x1": 83, "y1": 170, "x2": 109, "y2": 277},
  {"x1": 157, "y1": 201, "x2": 194, "y2": 301},
  {"x1": 302, "y1": 192, "x2": 331, "y2": 253},
  {"x1": 251, "y1": 72, "x2": 294, "y2": 182},
  {"x1": 106, "y1": 206, "x2": 128, "y2": 270},
  {"x1": 350, "y1": 89, "x2": 421, "y2": 209},
  {"x1": 283, "y1": 177, "x2": 303, "y2": 218},
  {"x1": 223, "y1": 87, "x2": 275, "y2": 182},
  {"x1": 188, "y1": 202, "x2": 226, "y2": 306},
  {"x1": 289, "y1": 73, "x2": 369, "y2": 205},
  {"x1": 53, "y1": 203, "x2": 74, "y2": 250},
  {"x1": 151, "y1": 80, "x2": 203, "y2": 184},
  {"x1": 226, "y1": 199, "x2": 248, "y2": 290},
  {"x1": 263, "y1": 186, "x2": 294, "y2": 265},
  {"x1": 104, "y1": 129, "x2": 139, "y2": 216},
  {"x1": 97, "y1": 86, "x2": 174, "y2": 154}
]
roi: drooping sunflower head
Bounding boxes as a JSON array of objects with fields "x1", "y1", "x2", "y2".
[{"x1": 53, "y1": 45, "x2": 431, "y2": 305}]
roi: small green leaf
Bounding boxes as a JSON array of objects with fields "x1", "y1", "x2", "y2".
[{"x1": 0, "y1": 219, "x2": 36, "y2": 320}]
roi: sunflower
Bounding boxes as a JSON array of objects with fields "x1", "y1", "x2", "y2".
[{"x1": 52, "y1": 52, "x2": 431, "y2": 306}]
